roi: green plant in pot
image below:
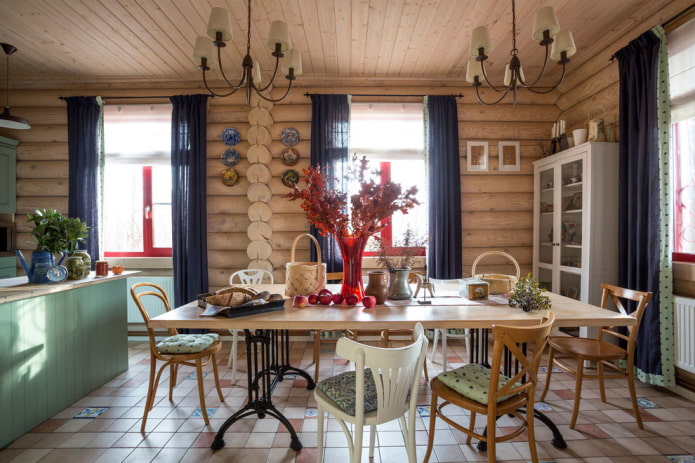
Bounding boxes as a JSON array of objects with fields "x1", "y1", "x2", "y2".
[
  {"x1": 508, "y1": 273, "x2": 551, "y2": 312},
  {"x1": 16, "y1": 209, "x2": 91, "y2": 283}
]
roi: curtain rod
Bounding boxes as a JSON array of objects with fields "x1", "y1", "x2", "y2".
[
  {"x1": 58, "y1": 95, "x2": 215, "y2": 101},
  {"x1": 304, "y1": 92, "x2": 463, "y2": 98}
]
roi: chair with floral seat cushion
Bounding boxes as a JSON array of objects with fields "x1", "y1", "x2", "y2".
[
  {"x1": 540, "y1": 284, "x2": 652, "y2": 429},
  {"x1": 226, "y1": 269, "x2": 274, "y2": 379},
  {"x1": 131, "y1": 282, "x2": 224, "y2": 434},
  {"x1": 315, "y1": 322, "x2": 428, "y2": 463},
  {"x1": 423, "y1": 312, "x2": 555, "y2": 463}
]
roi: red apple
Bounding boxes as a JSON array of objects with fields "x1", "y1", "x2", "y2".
[
  {"x1": 307, "y1": 294, "x2": 319, "y2": 304},
  {"x1": 345, "y1": 294, "x2": 360, "y2": 306},
  {"x1": 293, "y1": 295, "x2": 308, "y2": 308},
  {"x1": 331, "y1": 293, "x2": 344, "y2": 304},
  {"x1": 362, "y1": 296, "x2": 377, "y2": 308},
  {"x1": 318, "y1": 288, "x2": 333, "y2": 297},
  {"x1": 319, "y1": 294, "x2": 333, "y2": 305}
]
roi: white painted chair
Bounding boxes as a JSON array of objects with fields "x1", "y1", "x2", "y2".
[
  {"x1": 314, "y1": 322, "x2": 428, "y2": 463},
  {"x1": 226, "y1": 269, "x2": 274, "y2": 379},
  {"x1": 429, "y1": 278, "x2": 471, "y2": 371}
]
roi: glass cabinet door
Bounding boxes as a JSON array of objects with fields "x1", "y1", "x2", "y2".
[
  {"x1": 559, "y1": 158, "x2": 583, "y2": 299},
  {"x1": 537, "y1": 166, "x2": 555, "y2": 291}
]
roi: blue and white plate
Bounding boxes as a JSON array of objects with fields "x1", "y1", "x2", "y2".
[
  {"x1": 221, "y1": 127, "x2": 240, "y2": 146},
  {"x1": 46, "y1": 265, "x2": 68, "y2": 283},
  {"x1": 281, "y1": 127, "x2": 300, "y2": 147},
  {"x1": 222, "y1": 149, "x2": 240, "y2": 167}
]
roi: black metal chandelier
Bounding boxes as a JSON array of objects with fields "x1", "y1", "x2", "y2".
[
  {"x1": 193, "y1": 0, "x2": 301, "y2": 105},
  {"x1": 0, "y1": 43, "x2": 30, "y2": 130},
  {"x1": 466, "y1": 0, "x2": 577, "y2": 106}
]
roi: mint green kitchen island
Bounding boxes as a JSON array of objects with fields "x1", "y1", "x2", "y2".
[{"x1": 0, "y1": 272, "x2": 133, "y2": 448}]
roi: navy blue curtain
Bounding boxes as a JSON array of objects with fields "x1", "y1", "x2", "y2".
[
  {"x1": 309, "y1": 94, "x2": 349, "y2": 272},
  {"x1": 169, "y1": 95, "x2": 209, "y2": 308},
  {"x1": 426, "y1": 96, "x2": 462, "y2": 279},
  {"x1": 66, "y1": 96, "x2": 102, "y2": 265},
  {"x1": 615, "y1": 31, "x2": 662, "y2": 377}
]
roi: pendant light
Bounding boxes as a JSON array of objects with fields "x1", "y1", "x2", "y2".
[{"x1": 0, "y1": 43, "x2": 30, "y2": 130}]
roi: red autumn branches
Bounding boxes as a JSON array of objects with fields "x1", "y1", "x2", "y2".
[{"x1": 287, "y1": 155, "x2": 419, "y2": 239}]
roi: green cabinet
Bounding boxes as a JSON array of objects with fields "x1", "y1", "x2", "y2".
[
  {"x1": 0, "y1": 136, "x2": 18, "y2": 213},
  {"x1": 0, "y1": 278, "x2": 129, "y2": 448},
  {"x1": 0, "y1": 255, "x2": 17, "y2": 279}
]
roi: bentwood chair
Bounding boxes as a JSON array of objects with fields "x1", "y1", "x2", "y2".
[
  {"x1": 424, "y1": 312, "x2": 555, "y2": 463},
  {"x1": 428, "y1": 278, "x2": 471, "y2": 372},
  {"x1": 540, "y1": 284, "x2": 652, "y2": 429},
  {"x1": 315, "y1": 322, "x2": 428, "y2": 463},
  {"x1": 227, "y1": 269, "x2": 274, "y2": 379},
  {"x1": 130, "y1": 283, "x2": 224, "y2": 433}
]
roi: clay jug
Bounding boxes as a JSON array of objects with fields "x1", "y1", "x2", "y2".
[{"x1": 365, "y1": 270, "x2": 389, "y2": 305}]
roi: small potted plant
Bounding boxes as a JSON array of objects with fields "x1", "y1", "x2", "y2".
[
  {"x1": 16, "y1": 209, "x2": 91, "y2": 283},
  {"x1": 508, "y1": 273, "x2": 551, "y2": 312}
]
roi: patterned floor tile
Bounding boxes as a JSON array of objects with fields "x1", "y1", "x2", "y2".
[{"x1": 74, "y1": 407, "x2": 110, "y2": 419}]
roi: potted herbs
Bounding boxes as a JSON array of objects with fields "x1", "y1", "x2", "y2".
[{"x1": 508, "y1": 274, "x2": 551, "y2": 312}]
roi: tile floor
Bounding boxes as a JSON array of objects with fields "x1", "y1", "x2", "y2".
[{"x1": 1, "y1": 336, "x2": 695, "y2": 463}]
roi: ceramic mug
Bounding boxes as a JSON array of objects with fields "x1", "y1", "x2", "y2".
[{"x1": 95, "y1": 260, "x2": 109, "y2": 277}]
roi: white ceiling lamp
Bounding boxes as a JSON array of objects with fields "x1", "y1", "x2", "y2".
[
  {"x1": 0, "y1": 43, "x2": 30, "y2": 130},
  {"x1": 193, "y1": 0, "x2": 301, "y2": 105},
  {"x1": 465, "y1": 0, "x2": 576, "y2": 106}
]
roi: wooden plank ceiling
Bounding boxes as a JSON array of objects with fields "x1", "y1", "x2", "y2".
[{"x1": 0, "y1": 0, "x2": 686, "y2": 87}]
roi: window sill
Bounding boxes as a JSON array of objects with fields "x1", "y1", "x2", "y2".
[{"x1": 105, "y1": 257, "x2": 173, "y2": 271}]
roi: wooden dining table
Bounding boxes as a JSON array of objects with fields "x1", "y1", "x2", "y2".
[{"x1": 149, "y1": 285, "x2": 635, "y2": 452}]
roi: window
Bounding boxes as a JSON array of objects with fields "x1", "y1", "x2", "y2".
[
  {"x1": 349, "y1": 102, "x2": 427, "y2": 254},
  {"x1": 102, "y1": 104, "x2": 172, "y2": 257},
  {"x1": 669, "y1": 17, "x2": 695, "y2": 262}
]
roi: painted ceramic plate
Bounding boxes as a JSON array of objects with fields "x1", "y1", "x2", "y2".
[
  {"x1": 47, "y1": 265, "x2": 68, "y2": 283},
  {"x1": 281, "y1": 148, "x2": 299, "y2": 166},
  {"x1": 281, "y1": 169, "x2": 300, "y2": 187},
  {"x1": 222, "y1": 168, "x2": 239, "y2": 186},
  {"x1": 222, "y1": 148, "x2": 240, "y2": 167},
  {"x1": 281, "y1": 127, "x2": 300, "y2": 147},
  {"x1": 222, "y1": 127, "x2": 240, "y2": 146}
]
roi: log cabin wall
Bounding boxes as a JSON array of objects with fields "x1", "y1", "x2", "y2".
[{"x1": 1, "y1": 82, "x2": 556, "y2": 290}]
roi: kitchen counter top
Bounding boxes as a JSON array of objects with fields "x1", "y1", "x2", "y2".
[{"x1": 0, "y1": 270, "x2": 139, "y2": 304}]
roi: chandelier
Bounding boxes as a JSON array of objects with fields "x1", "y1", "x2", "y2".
[
  {"x1": 0, "y1": 43, "x2": 30, "y2": 130},
  {"x1": 193, "y1": 0, "x2": 302, "y2": 105},
  {"x1": 465, "y1": 0, "x2": 576, "y2": 105}
]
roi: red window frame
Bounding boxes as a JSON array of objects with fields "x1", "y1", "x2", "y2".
[{"x1": 104, "y1": 166, "x2": 172, "y2": 258}]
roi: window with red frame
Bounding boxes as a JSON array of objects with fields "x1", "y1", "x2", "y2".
[
  {"x1": 669, "y1": 17, "x2": 695, "y2": 263},
  {"x1": 102, "y1": 104, "x2": 172, "y2": 258},
  {"x1": 349, "y1": 102, "x2": 427, "y2": 256}
]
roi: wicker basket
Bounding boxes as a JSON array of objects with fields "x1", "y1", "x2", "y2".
[
  {"x1": 285, "y1": 234, "x2": 327, "y2": 297},
  {"x1": 472, "y1": 251, "x2": 520, "y2": 295}
]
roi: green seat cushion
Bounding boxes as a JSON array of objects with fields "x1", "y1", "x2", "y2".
[
  {"x1": 437, "y1": 363, "x2": 520, "y2": 405},
  {"x1": 317, "y1": 369, "x2": 377, "y2": 416},
  {"x1": 156, "y1": 333, "x2": 219, "y2": 354}
]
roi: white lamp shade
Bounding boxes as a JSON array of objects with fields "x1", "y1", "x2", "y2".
[
  {"x1": 252, "y1": 62, "x2": 262, "y2": 85},
  {"x1": 469, "y1": 26, "x2": 491, "y2": 56},
  {"x1": 207, "y1": 7, "x2": 232, "y2": 42},
  {"x1": 282, "y1": 49, "x2": 302, "y2": 76},
  {"x1": 465, "y1": 60, "x2": 483, "y2": 83},
  {"x1": 267, "y1": 20, "x2": 291, "y2": 52},
  {"x1": 533, "y1": 6, "x2": 560, "y2": 40},
  {"x1": 503, "y1": 63, "x2": 525, "y2": 86},
  {"x1": 550, "y1": 30, "x2": 577, "y2": 60},
  {"x1": 193, "y1": 36, "x2": 216, "y2": 66}
]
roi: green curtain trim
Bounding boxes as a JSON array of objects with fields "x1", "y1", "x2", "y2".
[{"x1": 650, "y1": 25, "x2": 676, "y2": 388}]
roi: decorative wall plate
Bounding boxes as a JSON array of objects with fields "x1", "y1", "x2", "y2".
[
  {"x1": 281, "y1": 127, "x2": 300, "y2": 146},
  {"x1": 222, "y1": 168, "x2": 239, "y2": 186},
  {"x1": 281, "y1": 169, "x2": 300, "y2": 187},
  {"x1": 222, "y1": 127, "x2": 240, "y2": 146},
  {"x1": 221, "y1": 148, "x2": 240, "y2": 167},
  {"x1": 281, "y1": 148, "x2": 299, "y2": 166}
]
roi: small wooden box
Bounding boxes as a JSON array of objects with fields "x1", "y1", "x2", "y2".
[{"x1": 460, "y1": 278, "x2": 489, "y2": 300}]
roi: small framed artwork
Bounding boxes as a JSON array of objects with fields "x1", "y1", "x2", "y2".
[
  {"x1": 498, "y1": 141, "x2": 520, "y2": 171},
  {"x1": 467, "y1": 141, "x2": 488, "y2": 171}
]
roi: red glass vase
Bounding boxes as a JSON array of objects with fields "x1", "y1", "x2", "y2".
[{"x1": 336, "y1": 235, "x2": 368, "y2": 299}]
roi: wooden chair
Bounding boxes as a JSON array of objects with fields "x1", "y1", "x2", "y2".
[
  {"x1": 540, "y1": 284, "x2": 652, "y2": 429},
  {"x1": 424, "y1": 312, "x2": 555, "y2": 463},
  {"x1": 380, "y1": 328, "x2": 428, "y2": 381},
  {"x1": 131, "y1": 282, "x2": 224, "y2": 433},
  {"x1": 226, "y1": 269, "x2": 274, "y2": 380},
  {"x1": 315, "y1": 322, "x2": 428, "y2": 463}
]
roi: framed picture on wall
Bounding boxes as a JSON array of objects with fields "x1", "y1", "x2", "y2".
[
  {"x1": 467, "y1": 141, "x2": 488, "y2": 171},
  {"x1": 498, "y1": 141, "x2": 520, "y2": 171}
]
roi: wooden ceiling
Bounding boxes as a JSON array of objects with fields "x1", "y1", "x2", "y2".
[{"x1": 0, "y1": 0, "x2": 688, "y2": 88}]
